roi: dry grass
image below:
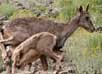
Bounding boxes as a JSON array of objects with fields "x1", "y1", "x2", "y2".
[{"x1": 64, "y1": 28, "x2": 102, "y2": 74}]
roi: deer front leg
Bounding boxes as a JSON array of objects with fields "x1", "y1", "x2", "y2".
[
  {"x1": 39, "y1": 48, "x2": 63, "y2": 71},
  {"x1": 48, "y1": 51, "x2": 63, "y2": 70},
  {"x1": 27, "y1": 63, "x2": 32, "y2": 71},
  {"x1": 52, "y1": 49, "x2": 64, "y2": 63},
  {"x1": 40, "y1": 55, "x2": 48, "y2": 71},
  {"x1": 0, "y1": 36, "x2": 14, "y2": 43}
]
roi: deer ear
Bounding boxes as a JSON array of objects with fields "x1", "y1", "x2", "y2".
[
  {"x1": 78, "y1": 5, "x2": 83, "y2": 13},
  {"x1": 86, "y1": 4, "x2": 89, "y2": 12}
]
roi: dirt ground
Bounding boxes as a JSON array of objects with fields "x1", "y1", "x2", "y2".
[{"x1": 1, "y1": 58, "x2": 77, "y2": 74}]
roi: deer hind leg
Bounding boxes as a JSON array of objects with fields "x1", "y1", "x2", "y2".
[{"x1": 12, "y1": 59, "x2": 17, "y2": 74}]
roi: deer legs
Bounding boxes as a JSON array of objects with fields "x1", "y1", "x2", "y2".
[
  {"x1": 41, "y1": 48, "x2": 63, "y2": 70},
  {"x1": 0, "y1": 32, "x2": 64, "y2": 74},
  {"x1": 40, "y1": 55, "x2": 48, "y2": 71},
  {"x1": 12, "y1": 48, "x2": 63, "y2": 73},
  {"x1": 0, "y1": 33, "x2": 14, "y2": 74}
]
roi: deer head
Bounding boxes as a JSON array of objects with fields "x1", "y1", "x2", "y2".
[{"x1": 78, "y1": 5, "x2": 95, "y2": 32}]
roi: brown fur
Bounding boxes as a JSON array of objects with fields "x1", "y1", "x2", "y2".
[
  {"x1": 1, "y1": 5, "x2": 95, "y2": 73},
  {"x1": 12, "y1": 32, "x2": 63, "y2": 73},
  {"x1": 12, "y1": 32, "x2": 57, "y2": 58},
  {"x1": 18, "y1": 49, "x2": 40, "y2": 70},
  {"x1": 2, "y1": 5, "x2": 95, "y2": 49}
]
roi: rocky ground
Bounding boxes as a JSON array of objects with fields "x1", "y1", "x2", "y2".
[{"x1": 1, "y1": 59, "x2": 77, "y2": 74}]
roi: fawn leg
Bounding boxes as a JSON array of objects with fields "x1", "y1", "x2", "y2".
[
  {"x1": 12, "y1": 54, "x2": 20, "y2": 74},
  {"x1": 4, "y1": 57, "x2": 11, "y2": 74},
  {"x1": 6, "y1": 64, "x2": 11, "y2": 74}
]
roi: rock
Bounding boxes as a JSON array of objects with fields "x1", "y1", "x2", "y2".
[
  {"x1": 96, "y1": 26, "x2": 102, "y2": 33},
  {"x1": 59, "y1": 71, "x2": 68, "y2": 74},
  {"x1": 67, "y1": 64, "x2": 77, "y2": 74},
  {"x1": 0, "y1": 16, "x2": 7, "y2": 20},
  {"x1": 3, "y1": 20, "x2": 9, "y2": 24},
  {"x1": 0, "y1": 58, "x2": 78, "y2": 74},
  {"x1": 35, "y1": 70, "x2": 58, "y2": 74},
  {"x1": 0, "y1": 16, "x2": 8, "y2": 25}
]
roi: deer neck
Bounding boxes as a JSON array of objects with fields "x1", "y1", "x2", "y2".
[
  {"x1": 62, "y1": 16, "x2": 80, "y2": 38},
  {"x1": 54, "y1": 16, "x2": 80, "y2": 49}
]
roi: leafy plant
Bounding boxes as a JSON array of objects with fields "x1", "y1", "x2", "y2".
[
  {"x1": 87, "y1": 33, "x2": 102, "y2": 56},
  {"x1": 0, "y1": 3, "x2": 15, "y2": 17},
  {"x1": 10, "y1": 9, "x2": 36, "y2": 20}
]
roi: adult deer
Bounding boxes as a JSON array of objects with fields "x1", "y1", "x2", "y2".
[{"x1": 0, "y1": 5, "x2": 95, "y2": 73}]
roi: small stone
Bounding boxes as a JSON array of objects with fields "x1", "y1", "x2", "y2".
[{"x1": 59, "y1": 71, "x2": 68, "y2": 74}]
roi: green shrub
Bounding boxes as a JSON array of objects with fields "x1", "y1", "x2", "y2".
[
  {"x1": 10, "y1": 9, "x2": 36, "y2": 20},
  {"x1": 35, "y1": 5, "x2": 46, "y2": 12},
  {"x1": 83, "y1": 33, "x2": 102, "y2": 57},
  {"x1": 54, "y1": 0, "x2": 75, "y2": 21},
  {"x1": 88, "y1": 34, "x2": 102, "y2": 50},
  {"x1": 53, "y1": 0, "x2": 102, "y2": 26},
  {"x1": 0, "y1": 3, "x2": 15, "y2": 17}
]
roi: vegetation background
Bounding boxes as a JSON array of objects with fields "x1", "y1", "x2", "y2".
[{"x1": 0, "y1": 0, "x2": 102, "y2": 74}]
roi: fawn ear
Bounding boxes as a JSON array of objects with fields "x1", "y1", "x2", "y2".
[
  {"x1": 86, "y1": 4, "x2": 89, "y2": 12},
  {"x1": 78, "y1": 5, "x2": 83, "y2": 13}
]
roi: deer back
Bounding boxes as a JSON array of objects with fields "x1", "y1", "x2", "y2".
[{"x1": 2, "y1": 17, "x2": 64, "y2": 47}]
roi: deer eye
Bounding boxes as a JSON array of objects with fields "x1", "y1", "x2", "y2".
[{"x1": 85, "y1": 16, "x2": 89, "y2": 20}]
